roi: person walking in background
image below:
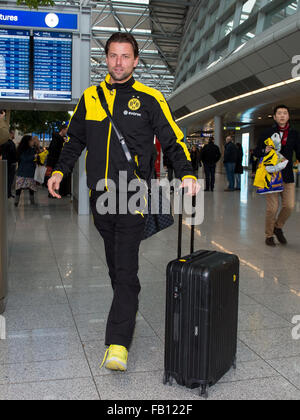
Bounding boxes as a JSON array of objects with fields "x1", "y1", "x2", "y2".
[
  {"x1": 15, "y1": 135, "x2": 37, "y2": 207},
  {"x1": 0, "y1": 110, "x2": 10, "y2": 146},
  {"x1": 45, "y1": 124, "x2": 69, "y2": 197},
  {"x1": 46, "y1": 125, "x2": 68, "y2": 172},
  {"x1": 254, "y1": 104, "x2": 300, "y2": 246},
  {"x1": 32, "y1": 136, "x2": 43, "y2": 154},
  {"x1": 200, "y1": 137, "x2": 221, "y2": 191},
  {"x1": 235, "y1": 143, "x2": 244, "y2": 190},
  {"x1": 223, "y1": 135, "x2": 238, "y2": 191},
  {"x1": 190, "y1": 145, "x2": 201, "y2": 177},
  {"x1": 250, "y1": 149, "x2": 258, "y2": 178},
  {"x1": 0, "y1": 129, "x2": 17, "y2": 198}
]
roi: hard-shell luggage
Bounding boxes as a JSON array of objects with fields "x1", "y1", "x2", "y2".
[{"x1": 163, "y1": 194, "x2": 239, "y2": 398}]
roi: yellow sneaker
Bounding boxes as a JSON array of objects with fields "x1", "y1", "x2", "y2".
[{"x1": 100, "y1": 345, "x2": 128, "y2": 371}]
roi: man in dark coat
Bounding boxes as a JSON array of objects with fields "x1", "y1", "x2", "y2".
[
  {"x1": 0, "y1": 129, "x2": 17, "y2": 198},
  {"x1": 46, "y1": 124, "x2": 70, "y2": 197},
  {"x1": 254, "y1": 105, "x2": 300, "y2": 247},
  {"x1": 200, "y1": 138, "x2": 221, "y2": 191},
  {"x1": 47, "y1": 125, "x2": 68, "y2": 170},
  {"x1": 223, "y1": 136, "x2": 238, "y2": 191}
]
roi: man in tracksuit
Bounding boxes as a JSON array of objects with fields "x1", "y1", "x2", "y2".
[{"x1": 48, "y1": 32, "x2": 198, "y2": 371}]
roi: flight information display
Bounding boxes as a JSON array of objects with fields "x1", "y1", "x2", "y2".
[
  {"x1": 0, "y1": 28, "x2": 30, "y2": 99},
  {"x1": 33, "y1": 31, "x2": 72, "y2": 101}
]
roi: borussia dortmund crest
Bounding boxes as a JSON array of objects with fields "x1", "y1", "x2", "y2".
[{"x1": 128, "y1": 98, "x2": 141, "y2": 111}]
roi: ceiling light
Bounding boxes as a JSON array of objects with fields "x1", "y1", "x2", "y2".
[{"x1": 175, "y1": 76, "x2": 300, "y2": 124}]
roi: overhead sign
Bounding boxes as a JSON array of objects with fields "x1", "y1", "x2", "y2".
[
  {"x1": 0, "y1": 9, "x2": 78, "y2": 30},
  {"x1": 0, "y1": 28, "x2": 30, "y2": 99},
  {"x1": 33, "y1": 31, "x2": 72, "y2": 101}
]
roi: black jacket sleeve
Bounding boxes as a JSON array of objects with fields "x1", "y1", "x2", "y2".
[
  {"x1": 150, "y1": 93, "x2": 195, "y2": 180},
  {"x1": 294, "y1": 130, "x2": 300, "y2": 161},
  {"x1": 53, "y1": 95, "x2": 87, "y2": 177}
]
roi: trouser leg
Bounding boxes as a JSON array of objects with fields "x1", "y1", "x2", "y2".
[
  {"x1": 90, "y1": 193, "x2": 145, "y2": 349},
  {"x1": 224, "y1": 163, "x2": 230, "y2": 187},
  {"x1": 265, "y1": 193, "x2": 279, "y2": 238},
  {"x1": 204, "y1": 164, "x2": 210, "y2": 190},
  {"x1": 229, "y1": 163, "x2": 235, "y2": 190},
  {"x1": 7, "y1": 164, "x2": 16, "y2": 197},
  {"x1": 235, "y1": 174, "x2": 241, "y2": 189},
  {"x1": 15, "y1": 189, "x2": 21, "y2": 206},
  {"x1": 29, "y1": 189, "x2": 35, "y2": 204},
  {"x1": 275, "y1": 183, "x2": 295, "y2": 230},
  {"x1": 105, "y1": 213, "x2": 145, "y2": 348},
  {"x1": 210, "y1": 165, "x2": 216, "y2": 190}
]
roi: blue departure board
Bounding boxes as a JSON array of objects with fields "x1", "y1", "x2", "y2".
[
  {"x1": 33, "y1": 31, "x2": 72, "y2": 101},
  {"x1": 0, "y1": 28, "x2": 30, "y2": 99}
]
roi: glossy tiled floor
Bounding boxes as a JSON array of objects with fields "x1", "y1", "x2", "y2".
[{"x1": 1, "y1": 172, "x2": 300, "y2": 400}]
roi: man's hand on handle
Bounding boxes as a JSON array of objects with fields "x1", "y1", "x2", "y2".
[
  {"x1": 48, "y1": 173, "x2": 63, "y2": 199},
  {"x1": 180, "y1": 177, "x2": 200, "y2": 196}
]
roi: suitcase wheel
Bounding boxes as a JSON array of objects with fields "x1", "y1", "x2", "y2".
[
  {"x1": 163, "y1": 372, "x2": 169, "y2": 385},
  {"x1": 200, "y1": 385, "x2": 208, "y2": 399},
  {"x1": 233, "y1": 356, "x2": 237, "y2": 370}
]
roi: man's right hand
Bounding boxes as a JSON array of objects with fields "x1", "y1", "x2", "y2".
[{"x1": 48, "y1": 173, "x2": 63, "y2": 198}]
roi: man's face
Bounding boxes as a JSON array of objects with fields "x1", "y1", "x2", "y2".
[
  {"x1": 226, "y1": 137, "x2": 232, "y2": 143},
  {"x1": 274, "y1": 108, "x2": 289, "y2": 126},
  {"x1": 10, "y1": 131, "x2": 15, "y2": 140},
  {"x1": 106, "y1": 42, "x2": 139, "y2": 84}
]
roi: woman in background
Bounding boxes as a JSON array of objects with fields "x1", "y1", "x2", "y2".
[{"x1": 15, "y1": 135, "x2": 37, "y2": 207}]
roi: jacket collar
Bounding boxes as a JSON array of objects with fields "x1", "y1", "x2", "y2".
[{"x1": 105, "y1": 73, "x2": 135, "y2": 91}]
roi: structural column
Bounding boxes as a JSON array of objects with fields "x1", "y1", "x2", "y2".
[{"x1": 72, "y1": 8, "x2": 91, "y2": 215}]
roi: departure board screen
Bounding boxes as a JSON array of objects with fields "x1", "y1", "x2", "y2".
[
  {"x1": 0, "y1": 28, "x2": 30, "y2": 99},
  {"x1": 33, "y1": 31, "x2": 72, "y2": 101}
]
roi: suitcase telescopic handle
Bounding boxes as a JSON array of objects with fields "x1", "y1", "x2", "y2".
[{"x1": 177, "y1": 189, "x2": 196, "y2": 259}]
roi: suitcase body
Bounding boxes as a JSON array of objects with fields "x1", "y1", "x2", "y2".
[{"x1": 164, "y1": 249, "x2": 239, "y2": 397}]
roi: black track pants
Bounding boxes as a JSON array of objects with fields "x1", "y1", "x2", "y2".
[{"x1": 90, "y1": 191, "x2": 145, "y2": 349}]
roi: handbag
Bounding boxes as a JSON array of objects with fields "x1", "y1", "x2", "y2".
[
  {"x1": 34, "y1": 165, "x2": 47, "y2": 184},
  {"x1": 96, "y1": 86, "x2": 174, "y2": 240}
]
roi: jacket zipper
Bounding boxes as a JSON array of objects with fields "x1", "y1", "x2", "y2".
[{"x1": 104, "y1": 87, "x2": 116, "y2": 191}]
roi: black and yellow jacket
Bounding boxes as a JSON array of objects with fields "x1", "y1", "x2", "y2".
[{"x1": 53, "y1": 75, "x2": 196, "y2": 189}]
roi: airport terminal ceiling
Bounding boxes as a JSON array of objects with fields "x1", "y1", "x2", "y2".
[
  {"x1": 0, "y1": 0, "x2": 193, "y2": 111},
  {"x1": 2, "y1": 0, "x2": 300, "y2": 125},
  {"x1": 89, "y1": 0, "x2": 192, "y2": 96}
]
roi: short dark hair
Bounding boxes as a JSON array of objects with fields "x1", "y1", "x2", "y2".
[
  {"x1": 273, "y1": 104, "x2": 290, "y2": 115},
  {"x1": 105, "y1": 32, "x2": 139, "y2": 58}
]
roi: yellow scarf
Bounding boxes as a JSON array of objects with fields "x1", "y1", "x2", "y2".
[{"x1": 253, "y1": 138, "x2": 279, "y2": 189}]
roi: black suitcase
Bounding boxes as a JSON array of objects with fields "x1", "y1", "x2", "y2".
[{"x1": 163, "y1": 195, "x2": 239, "y2": 398}]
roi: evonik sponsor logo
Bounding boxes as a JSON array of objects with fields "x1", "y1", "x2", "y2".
[{"x1": 123, "y1": 110, "x2": 142, "y2": 117}]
